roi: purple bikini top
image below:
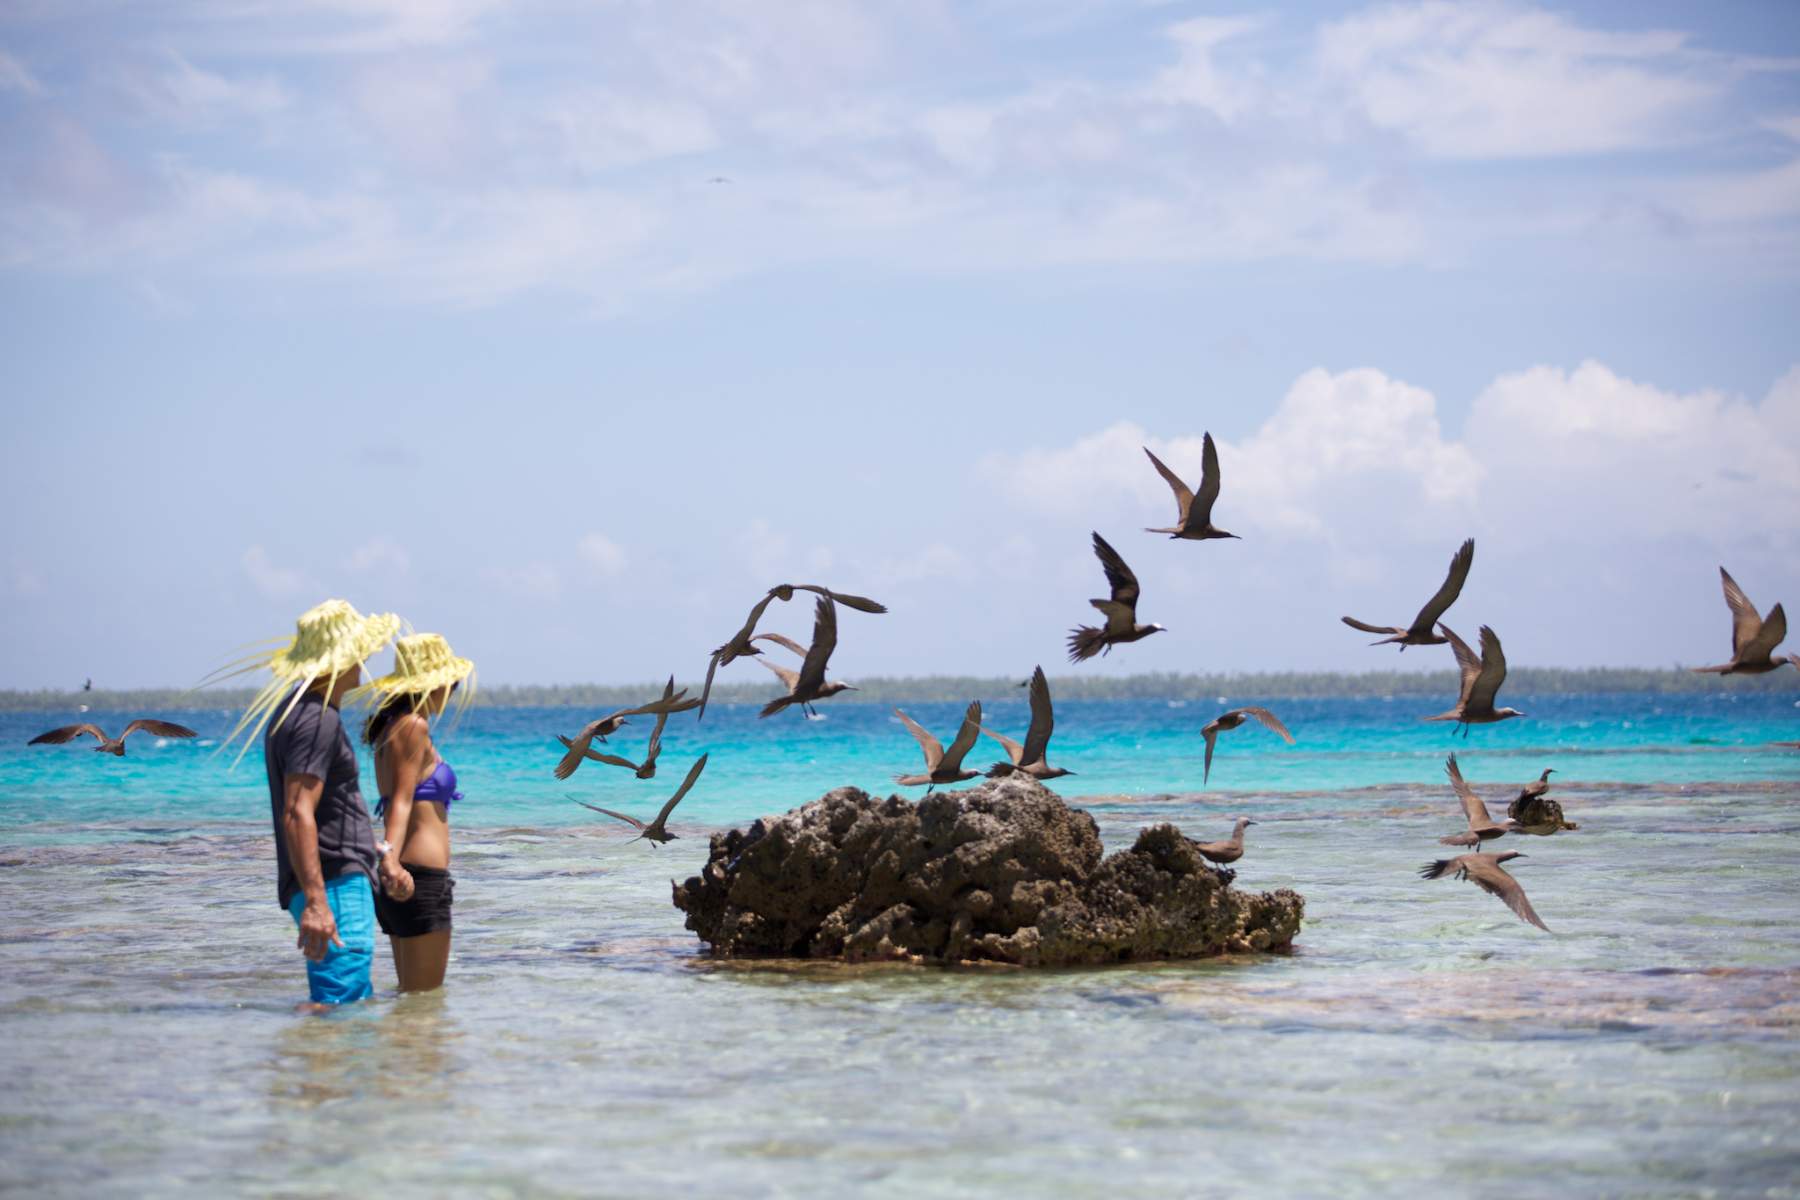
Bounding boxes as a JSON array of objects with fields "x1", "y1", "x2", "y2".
[{"x1": 376, "y1": 759, "x2": 461, "y2": 817}]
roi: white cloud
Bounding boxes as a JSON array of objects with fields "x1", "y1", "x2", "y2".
[
  {"x1": 1149, "y1": 16, "x2": 1265, "y2": 122},
  {"x1": 242, "y1": 545, "x2": 310, "y2": 597},
  {"x1": 576, "y1": 532, "x2": 627, "y2": 577},
  {"x1": 343, "y1": 537, "x2": 410, "y2": 574},
  {"x1": 546, "y1": 90, "x2": 719, "y2": 174},
  {"x1": 482, "y1": 561, "x2": 560, "y2": 600},
  {"x1": 0, "y1": 49, "x2": 44, "y2": 96}
]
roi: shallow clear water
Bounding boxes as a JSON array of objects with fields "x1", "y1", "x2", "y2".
[{"x1": 2, "y1": 694, "x2": 1798, "y2": 1196}]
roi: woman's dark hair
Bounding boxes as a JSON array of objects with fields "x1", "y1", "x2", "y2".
[{"x1": 363, "y1": 694, "x2": 419, "y2": 747}]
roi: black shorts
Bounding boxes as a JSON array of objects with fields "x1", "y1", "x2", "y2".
[{"x1": 375, "y1": 865, "x2": 454, "y2": 938}]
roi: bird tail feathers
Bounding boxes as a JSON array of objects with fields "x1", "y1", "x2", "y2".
[{"x1": 1066, "y1": 626, "x2": 1107, "y2": 663}]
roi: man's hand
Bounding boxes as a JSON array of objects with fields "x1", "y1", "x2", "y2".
[
  {"x1": 380, "y1": 855, "x2": 414, "y2": 902},
  {"x1": 297, "y1": 898, "x2": 343, "y2": 962}
]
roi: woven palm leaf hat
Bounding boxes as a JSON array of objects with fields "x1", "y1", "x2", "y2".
[
  {"x1": 347, "y1": 633, "x2": 476, "y2": 724},
  {"x1": 211, "y1": 598, "x2": 402, "y2": 762}
]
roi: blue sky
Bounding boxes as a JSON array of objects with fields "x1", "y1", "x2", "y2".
[{"x1": 2, "y1": 0, "x2": 1797, "y2": 688}]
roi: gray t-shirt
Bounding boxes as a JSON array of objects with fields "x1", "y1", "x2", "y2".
[{"x1": 264, "y1": 688, "x2": 379, "y2": 909}]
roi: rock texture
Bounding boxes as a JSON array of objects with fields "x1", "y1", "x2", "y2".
[
  {"x1": 671, "y1": 776, "x2": 1304, "y2": 966},
  {"x1": 1507, "y1": 792, "x2": 1579, "y2": 835}
]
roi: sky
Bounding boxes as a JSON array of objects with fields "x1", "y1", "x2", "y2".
[{"x1": 1, "y1": 0, "x2": 1798, "y2": 689}]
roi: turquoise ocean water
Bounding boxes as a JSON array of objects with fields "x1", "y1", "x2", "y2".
[{"x1": 3, "y1": 690, "x2": 1798, "y2": 1196}]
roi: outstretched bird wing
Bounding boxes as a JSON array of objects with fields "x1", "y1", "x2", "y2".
[
  {"x1": 121, "y1": 719, "x2": 198, "y2": 742},
  {"x1": 755, "y1": 655, "x2": 801, "y2": 691},
  {"x1": 1464, "y1": 858, "x2": 1549, "y2": 931},
  {"x1": 1439, "y1": 624, "x2": 1482, "y2": 707},
  {"x1": 795, "y1": 597, "x2": 840, "y2": 694},
  {"x1": 936, "y1": 701, "x2": 983, "y2": 774},
  {"x1": 1090, "y1": 532, "x2": 1141, "y2": 612},
  {"x1": 569, "y1": 797, "x2": 646, "y2": 830},
  {"x1": 1020, "y1": 666, "x2": 1056, "y2": 766},
  {"x1": 1192, "y1": 431, "x2": 1223, "y2": 526},
  {"x1": 980, "y1": 726, "x2": 1025, "y2": 765},
  {"x1": 1201, "y1": 722, "x2": 1220, "y2": 785},
  {"x1": 1143, "y1": 446, "x2": 1194, "y2": 525},
  {"x1": 1741, "y1": 603, "x2": 1788, "y2": 664},
  {"x1": 1410, "y1": 538, "x2": 1475, "y2": 636},
  {"x1": 753, "y1": 632, "x2": 811, "y2": 659},
  {"x1": 649, "y1": 753, "x2": 708, "y2": 830},
  {"x1": 894, "y1": 708, "x2": 946, "y2": 769},
  {"x1": 1467, "y1": 626, "x2": 1509, "y2": 713},
  {"x1": 728, "y1": 590, "x2": 781, "y2": 651},
  {"x1": 29, "y1": 724, "x2": 108, "y2": 746},
  {"x1": 1236, "y1": 706, "x2": 1295, "y2": 745},
  {"x1": 787, "y1": 585, "x2": 889, "y2": 614},
  {"x1": 1445, "y1": 752, "x2": 1496, "y2": 827},
  {"x1": 1341, "y1": 616, "x2": 1404, "y2": 635},
  {"x1": 701, "y1": 592, "x2": 783, "y2": 718},
  {"x1": 556, "y1": 736, "x2": 639, "y2": 771},
  {"x1": 1720, "y1": 567, "x2": 1763, "y2": 658}
]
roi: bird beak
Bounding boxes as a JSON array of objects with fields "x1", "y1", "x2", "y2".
[
  {"x1": 1246, "y1": 820, "x2": 1259, "y2": 826},
  {"x1": 845, "y1": 685, "x2": 860, "y2": 692}
]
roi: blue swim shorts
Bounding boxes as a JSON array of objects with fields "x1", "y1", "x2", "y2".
[{"x1": 286, "y1": 872, "x2": 376, "y2": 1005}]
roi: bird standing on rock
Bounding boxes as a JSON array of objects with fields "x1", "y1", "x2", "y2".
[
  {"x1": 1142, "y1": 433, "x2": 1238, "y2": 541},
  {"x1": 1193, "y1": 818, "x2": 1258, "y2": 865},
  {"x1": 1342, "y1": 538, "x2": 1474, "y2": 650},
  {"x1": 1068, "y1": 532, "x2": 1165, "y2": 662}
]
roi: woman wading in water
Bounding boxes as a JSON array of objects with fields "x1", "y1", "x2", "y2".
[{"x1": 352, "y1": 633, "x2": 475, "y2": 993}]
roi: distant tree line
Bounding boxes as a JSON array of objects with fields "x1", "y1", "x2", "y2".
[{"x1": 4, "y1": 667, "x2": 1792, "y2": 712}]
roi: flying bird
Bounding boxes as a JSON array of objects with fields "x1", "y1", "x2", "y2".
[
  {"x1": 1692, "y1": 567, "x2": 1796, "y2": 675},
  {"x1": 1418, "y1": 851, "x2": 1547, "y2": 932},
  {"x1": 983, "y1": 666, "x2": 1072, "y2": 781},
  {"x1": 1341, "y1": 538, "x2": 1474, "y2": 650},
  {"x1": 758, "y1": 597, "x2": 858, "y2": 718},
  {"x1": 698, "y1": 585, "x2": 887, "y2": 718},
  {"x1": 1200, "y1": 707, "x2": 1294, "y2": 786},
  {"x1": 893, "y1": 701, "x2": 983, "y2": 793},
  {"x1": 1437, "y1": 753, "x2": 1520, "y2": 848},
  {"x1": 1424, "y1": 625, "x2": 1525, "y2": 734},
  {"x1": 569, "y1": 754, "x2": 708, "y2": 846},
  {"x1": 1193, "y1": 817, "x2": 1258, "y2": 865},
  {"x1": 1068, "y1": 532, "x2": 1165, "y2": 662},
  {"x1": 1142, "y1": 434, "x2": 1238, "y2": 541},
  {"x1": 556, "y1": 676, "x2": 683, "y2": 780},
  {"x1": 553, "y1": 687, "x2": 701, "y2": 781},
  {"x1": 29, "y1": 719, "x2": 197, "y2": 756}
]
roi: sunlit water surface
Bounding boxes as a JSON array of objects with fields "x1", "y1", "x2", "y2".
[{"x1": 2, "y1": 696, "x2": 1797, "y2": 1196}]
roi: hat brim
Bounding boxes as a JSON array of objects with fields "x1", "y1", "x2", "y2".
[{"x1": 347, "y1": 656, "x2": 474, "y2": 704}]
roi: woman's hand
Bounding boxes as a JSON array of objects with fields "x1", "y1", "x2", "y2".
[{"x1": 380, "y1": 854, "x2": 415, "y2": 902}]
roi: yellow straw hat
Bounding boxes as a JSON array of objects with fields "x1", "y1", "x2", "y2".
[
  {"x1": 212, "y1": 598, "x2": 402, "y2": 760},
  {"x1": 349, "y1": 633, "x2": 475, "y2": 705}
]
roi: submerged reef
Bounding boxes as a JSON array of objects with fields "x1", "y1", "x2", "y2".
[{"x1": 671, "y1": 776, "x2": 1304, "y2": 966}]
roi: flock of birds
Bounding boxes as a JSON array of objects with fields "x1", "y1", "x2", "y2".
[{"x1": 28, "y1": 433, "x2": 1796, "y2": 936}]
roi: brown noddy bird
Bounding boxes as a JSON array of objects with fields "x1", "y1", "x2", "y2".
[
  {"x1": 1437, "y1": 752, "x2": 1521, "y2": 848},
  {"x1": 758, "y1": 597, "x2": 857, "y2": 718},
  {"x1": 1068, "y1": 532, "x2": 1166, "y2": 662},
  {"x1": 1193, "y1": 817, "x2": 1258, "y2": 865},
  {"x1": 893, "y1": 700, "x2": 983, "y2": 793},
  {"x1": 553, "y1": 686, "x2": 701, "y2": 781},
  {"x1": 1200, "y1": 707, "x2": 1294, "y2": 786},
  {"x1": 556, "y1": 676, "x2": 683, "y2": 780},
  {"x1": 1424, "y1": 624, "x2": 1525, "y2": 735},
  {"x1": 1418, "y1": 851, "x2": 1547, "y2": 931},
  {"x1": 1516, "y1": 768, "x2": 1554, "y2": 803},
  {"x1": 29, "y1": 719, "x2": 197, "y2": 756},
  {"x1": 569, "y1": 753, "x2": 708, "y2": 846},
  {"x1": 1143, "y1": 434, "x2": 1238, "y2": 541},
  {"x1": 983, "y1": 665, "x2": 1073, "y2": 781},
  {"x1": 1342, "y1": 538, "x2": 1474, "y2": 650},
  {"x1": 1692, "y1": 567, "x2": 1796, "y2": 675},
  {"x1": 698, "y1": 584, "x2": 887, "y2": 718}
]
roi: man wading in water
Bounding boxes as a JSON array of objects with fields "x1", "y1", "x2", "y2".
[{"x1": 216, "y1": 599, "x2": 412, "y2": 1010}]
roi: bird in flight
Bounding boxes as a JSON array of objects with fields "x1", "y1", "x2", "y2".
[
  {"x1": 1692, "y1": 567, "x2": 1795, "y2": 675},
  {"x1": 1142, "y1": 434, "x2": 1238, "y2": 541},
  {"x1": 1418, "y1": 851, "x2": 1547, "y2": 931},
  {"x1": 556, "y1": 676, "x2": 684, "y2": 780},
  {"x1": 1436, "y1": 753, "x2": 1520, "y2": 849},
  {"x1": 569, "y1": 754, "x2": 708, "y2": 846},
  {"x1": 1424, "y1": 625, "x2": 1525, "y2": 734},
  {"x1": 1342, "y1": 538, "x2": 1474, "y2": 650},
  {"x1": 1199, "y1": 706, "x2": 1294, "y2": 786},
  {"x1": 983, "y1": 666, "x2": 1072, "y2": 782},
  {"x1": 758, "y1": 597, "x2": 858, "y2": 718},
  {"x1": 699, "y1": 585, "x2": 886, "y2": 718},
  {"x1": 30, "y1": 720, "x2": 197, "y2": 756},
  {"x1": 1068, "y1": 532, "x2": 1165, "y2": 662},
  {"x1": 553, "y1": 687, "x2": 701, "y2": 781},
  {"x1": 893, "y1": 701, "x2": 983, "y2": 793}
]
